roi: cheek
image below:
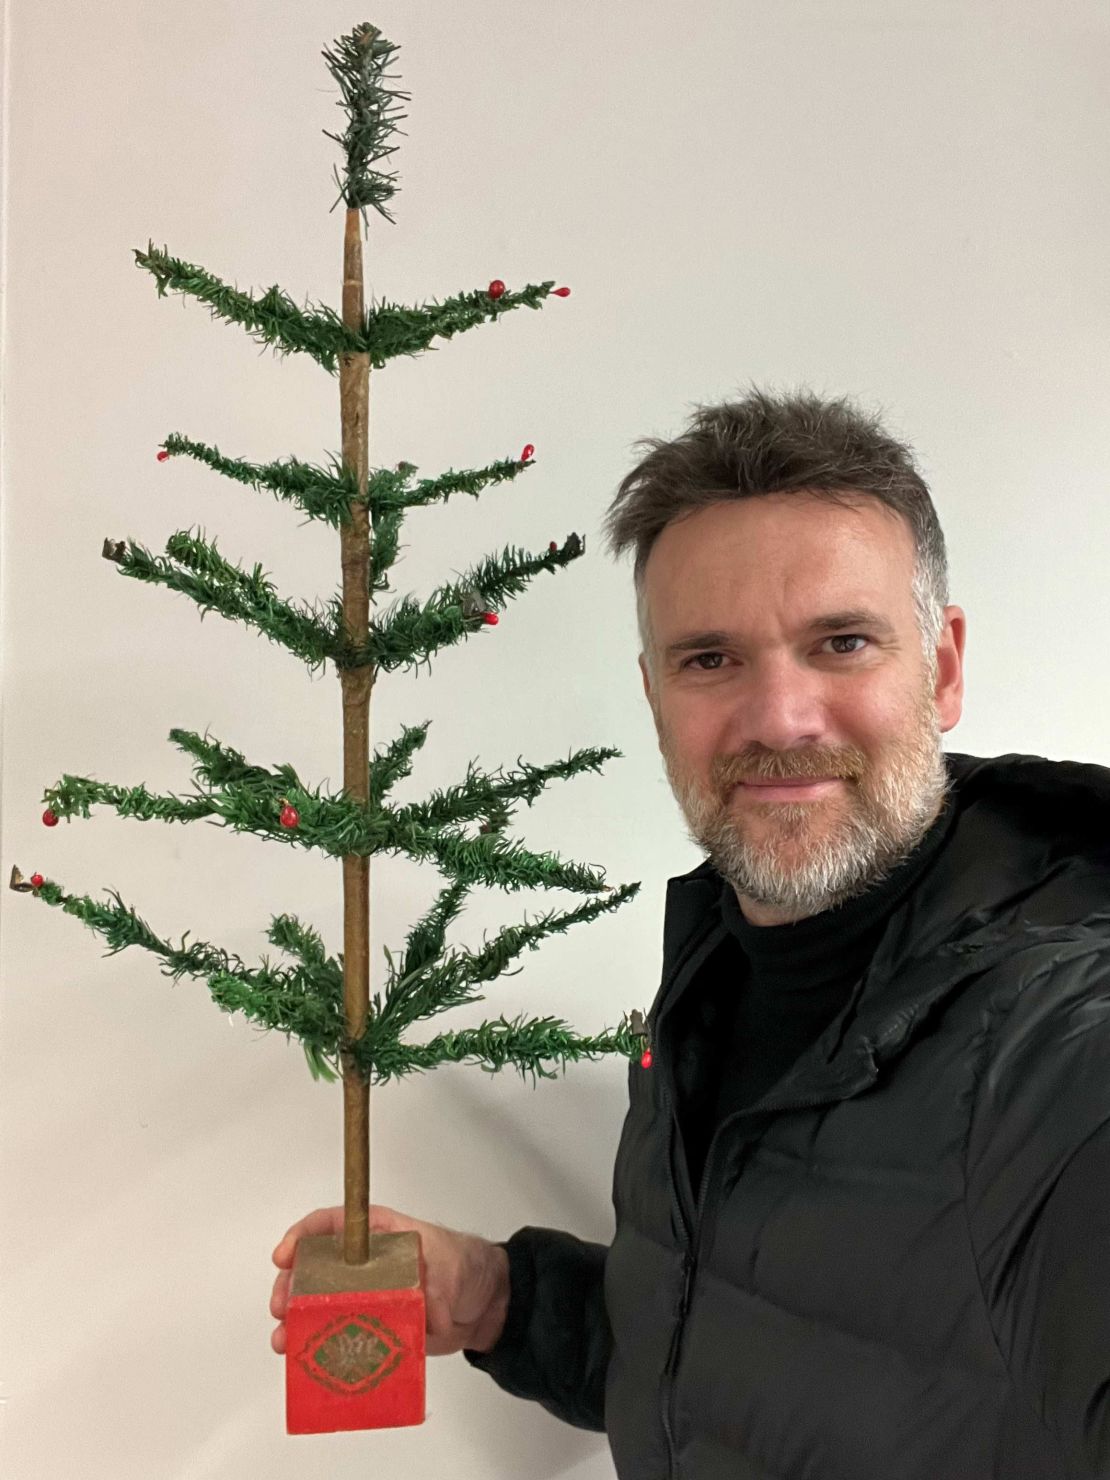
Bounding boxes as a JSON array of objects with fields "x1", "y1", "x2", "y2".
[
  {"x1": 658, "y1": 694, "x2": 707, "y2": 737},
  {"x1": 663, "y1": 685, "x2": 900, "y2": 762},
  {"x1": 663, "y1": 709, "x2": 724, "y2": 771},
  {"x1": 840, "y1": 689, "x2": 911, "y2": 739}
]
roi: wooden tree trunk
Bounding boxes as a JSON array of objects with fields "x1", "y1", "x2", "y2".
[{"x1": 338, "y1": 205, "x2": 372, "y2": 1264}]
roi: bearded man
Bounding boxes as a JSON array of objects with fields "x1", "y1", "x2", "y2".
[{"x1": 271, "y1": 387, "x2": 1110, "y2": 1479}]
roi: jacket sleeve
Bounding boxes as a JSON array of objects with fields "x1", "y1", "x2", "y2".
[
  {"x1": 462, "y1": 1225, "x2": 612, "y2": 1431},
  {"x1": 1007, "y1": 1118, "x2": 1110, "y2": 1476},
  {"x1": 963, "y1": 950, "x2": 1110, "y2": 1474}
]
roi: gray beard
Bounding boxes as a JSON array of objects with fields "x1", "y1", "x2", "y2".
[{"x1": 657, "y1": 684, "x2": 950, "y2": 922}]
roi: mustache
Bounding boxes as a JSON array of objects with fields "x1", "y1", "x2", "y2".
[{"x1": 713, "y1": 758, "x2": 855, "y2": 788}]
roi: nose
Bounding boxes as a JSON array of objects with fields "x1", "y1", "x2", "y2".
[{"x1": 720, "y1": 653, "x2": 841, "y2": 760}]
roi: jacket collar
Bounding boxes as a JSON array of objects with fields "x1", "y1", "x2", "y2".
[{"x1": 650, "y1": 749, "x2": 1110, "y2": 1114}]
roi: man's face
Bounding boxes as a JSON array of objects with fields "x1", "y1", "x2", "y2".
[{"x1": 638, "y1": 494, "x2": 966, "y2": 925}]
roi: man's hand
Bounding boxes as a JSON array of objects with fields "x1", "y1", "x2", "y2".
[{"x1": 270, "y1": 1204, "x2": 510, "y2": 1357}]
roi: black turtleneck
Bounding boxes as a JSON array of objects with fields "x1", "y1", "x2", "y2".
[{"x1": 676, "y1": 791, "x2": 961, "y2": 1197}]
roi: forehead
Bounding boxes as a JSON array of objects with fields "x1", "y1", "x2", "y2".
[{"x1": 643, "y1": 496, "x2": 914, "y2": 634}]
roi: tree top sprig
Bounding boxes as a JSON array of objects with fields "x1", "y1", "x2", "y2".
[{"x1": 322, "y1": 22, "x2": 409, "y2": 225}]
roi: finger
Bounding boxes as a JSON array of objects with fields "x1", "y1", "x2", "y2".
[
  {"x1": 271, "y1": 1323, "x2": 287, "y2": 1356},
  {"x1": 270, "y1": 1267, "x2": 293, "y2": 1319},
  {"x1": 272, "y1": 1207, "x2": 342, "y2": 1266},
  {"x1": 368, "y1": 1204, "x2": 406, "y2": 1233},
  {"x1": 272, "y1": 1206, "x2": 335, "y2": 1262}
]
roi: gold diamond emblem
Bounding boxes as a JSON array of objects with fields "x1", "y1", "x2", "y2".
[{"x1": 297, "y1": 1312, "x2": 405, "y2": 1396}]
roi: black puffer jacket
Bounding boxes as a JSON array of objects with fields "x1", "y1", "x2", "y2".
[{"x1": 466, "y1": 750, "x2": 1110, "y2": 1478}]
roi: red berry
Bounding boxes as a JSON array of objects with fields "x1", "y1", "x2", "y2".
[
  {"x1": 156, "y1": 449, "x2": 170, "y2": 462},
  {"x1": 482, "y1": 612, "x2": 499, "y2": 626},
  {"x1": 640, "y1": 1049, "x2": 653, "y2": 1069},
  {"x1": 279, "y1": 804, "x2": 300, "y2": 830},
  {"x1": 548, "y1": 541, "x2": 558, "y2": 554},
  {"x1": 521, "y1": 443, "x2": 535, "y2": 461},
  {"x1": 42, "y1": 809, "x2": 58, "y2": 827},
  {"x1": 30, "y1": 873, "x2": 44, "y2": 889},
  {"x1": 552, "y1": 286, "x2": 571, "y2": 297},
  {"x1": 488, "y1": 280, "x2": 506, "y2": 300}
]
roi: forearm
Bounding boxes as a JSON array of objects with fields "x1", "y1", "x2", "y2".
[
  {"x1": 1020, "y1": 1125, "x2": 1110, "y2": 1474},
  {"x1": 975, "y1": 1120, "x2": 1110, "y2": 1475}
]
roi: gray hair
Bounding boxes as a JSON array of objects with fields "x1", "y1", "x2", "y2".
[{"x1": 600, "y1": 385, "x2": 949, "y2": 681}]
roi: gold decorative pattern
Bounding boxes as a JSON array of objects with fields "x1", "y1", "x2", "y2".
[{"x1": 296, "y1": 1311, "x2": 405, "y2": 1397}]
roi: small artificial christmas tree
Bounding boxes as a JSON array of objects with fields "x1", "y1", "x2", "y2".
[{"x1": 10, "y1": 22, "x2": 643, "y2": 1435}]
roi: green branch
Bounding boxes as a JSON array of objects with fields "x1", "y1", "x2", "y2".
[
  {"x1": 359, "y1": 533, "x2": 586, "y2": 675},
  {"x1": 21, "y1": 878, "x2": 345, "y2": 1068},
  {"x1": 104, "y1": 530, "x2": 344, "y2": 675},
  {"x1": 393, "y1": 878, "x2": 470, "y2": 985},
  {"x1": 322, "y1": 23, "x2": 408, "y2": 224},
  {"x1": 357, "y1": 1013, "x2": 641, "y2": 1086},
  {"x1": 376, "y1": 880, "x2": 641, "y2": 1037},
  {"x1": 15, "y1": 875, "x2": 640, "y2": 1087},
  {"x1": 366, "y1": 463, "x2": 417, "y2": 505},
  {"x1": 136, "y1": 246, "x2": 566, "y2": 374},
  {"x1": 399, "y1": 826, "x2": 618, "y2": 895},
  {"x1": 388, "y1": 745, "x2": 622, "y2": 834},
  {"x1": 168, "y1": 728, "x2": 309, "y2": 794},
  {"x1": 160, "y1": 434, "x2": 359, "y2": 528},
  {"x1": 368, "y1": 721, "x2": 433, "y2": 807},
  {"x1": 40, "y1": 727, "x2": 631, "y2": 898},
  {"x1": 362, "y1": 281, "x2": 563, "y2": 367},
  {"x1": 392, "y1": 454, "x2": 532, "y2": 513},
  {"x1": 43, "y1": 774, "x2": 217, "y2": 826},
  {"x1": 135, "y1": 245, "x2": 365, "y2": 374},
  {"x1": 368, "y1": 504, "x2": 402, "y2": 594}
]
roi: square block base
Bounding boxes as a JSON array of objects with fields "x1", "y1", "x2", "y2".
[{"x1": 285, "y1": 1231, "x2": 426, "y2": 1434}]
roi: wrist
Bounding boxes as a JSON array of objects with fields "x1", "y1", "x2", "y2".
[{"x1": 468, "y1": 1244, "x2": 510, "y2": 1354}]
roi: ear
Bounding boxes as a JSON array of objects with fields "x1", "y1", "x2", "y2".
[
  {"x1": 638, "y1": 651, "x2": 652, "y2": 704},
  {"x1": 935, "y1": 606, "x2": 966, "y2": 734}
]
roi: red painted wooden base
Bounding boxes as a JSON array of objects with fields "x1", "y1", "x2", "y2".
[{"x1": 285, "y1": 1230, "x2": 426, "y2": 1434}]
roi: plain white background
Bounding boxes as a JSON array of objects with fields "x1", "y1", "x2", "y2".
[{"x1": 2, "y1": 1, "x2": 1108, "y2": 1476}]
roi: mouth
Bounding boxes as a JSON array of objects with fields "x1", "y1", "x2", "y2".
[{"x1": 735, "y1": 778, "x2": 842, "y2": 801}]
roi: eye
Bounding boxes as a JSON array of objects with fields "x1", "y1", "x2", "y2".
[
  {"x1": 680, "y1": 634, "x2": 871, "y2": 671},
  {"x1": 681, "y1": 652, "x2": 726, "y2": 671},
  {"x1": 826, "y1": 633, "x2": 870, "y2": 656}
]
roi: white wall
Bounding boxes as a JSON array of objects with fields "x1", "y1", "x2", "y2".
[{"x1": 2, "y1": 1, "x2": 1107, "y2": 1476}]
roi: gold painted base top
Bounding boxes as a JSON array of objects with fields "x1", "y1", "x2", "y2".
[{"x1": 291, "y1": 1231, "x2": 422, "y2": 1297}]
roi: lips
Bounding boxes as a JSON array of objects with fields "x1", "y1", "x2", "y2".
[
  {"x1": 742, "y1": 778, "x2": 835, "y2": 787},
  {"x1": 733, "y1": 777, "x2": 843, "y2": 802}
]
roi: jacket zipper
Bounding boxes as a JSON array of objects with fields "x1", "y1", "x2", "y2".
[
  {"x1": 644, "y1": 924, "x2": 713, "y2": 1477},
  {"x1": 656, "y1": 1075, "x2": 843, "y2": 1480},
  {"x1": 646, "y1": 918, "x2": 843, "y2": 1477},
  {"x1": 656, "y1": 1067, "x2": 691, "y2": 1479}
]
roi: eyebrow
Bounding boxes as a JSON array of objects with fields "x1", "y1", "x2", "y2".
[{"x1": 663, "y1": 608, "x2": 897, "y2": 661}]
